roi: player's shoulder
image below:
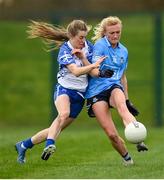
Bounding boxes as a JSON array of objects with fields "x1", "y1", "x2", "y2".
[
  {"x1": 118, "y1": 42, "x2": 128, "y2": 53},
  {"x1": 58, "y1": 42, "x2": 72, "y2": 56},
  {"x1": 94, "y1": 38, "x2": 107, "y2": 49},
  {"x1": 95, "y1": 37, "x2": 105, "y2": 45},
  {"x1": 60, "y1": 42, "x2": 71, "y2": 52}
]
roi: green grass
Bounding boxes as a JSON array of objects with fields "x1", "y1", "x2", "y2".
[
  {"x1": 0, "y1": 123, "x2": 164, "y2": 179},
  {"x1": 0, "y1": 21, "x2": 50, "y2": 127}
]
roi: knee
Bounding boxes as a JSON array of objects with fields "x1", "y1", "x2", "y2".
[{"x1": 59, "y1": 111, "x2": 70, "y2": 122}]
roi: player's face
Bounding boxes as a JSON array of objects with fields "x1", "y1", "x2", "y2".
[
  {"x1": 104, "y1": 23, "x2": 122, "y2": 48},
  {"x1": 70, "y1": 30, "x2": 88, "y2": 49}
]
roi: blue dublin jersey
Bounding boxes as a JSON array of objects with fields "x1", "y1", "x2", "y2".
[
  {"x1": 57, "y1": 40, "x2": 93, "y2": 92},
  {"x1": 85, "y1": 36, "x2": 128, "y2": 98}
]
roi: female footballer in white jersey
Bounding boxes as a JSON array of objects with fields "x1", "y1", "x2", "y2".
[
  {"x1": 85, "y1": 16, "x2": 148, "y2": 166},
  {"x1": 15, "y1": 20, "x2": 114, "y2": 163}
]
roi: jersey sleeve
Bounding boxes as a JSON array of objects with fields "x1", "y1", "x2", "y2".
[
  {"x1": 92, "y1": 42, "x2": 105, "y2": 63},
  {"x1": 58, "y1": 48, "x2": 75, "y2": 65}
]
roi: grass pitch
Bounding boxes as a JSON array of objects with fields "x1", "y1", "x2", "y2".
[{"x1": 0, "y1": 124, "x2": 164, "y2": 179}]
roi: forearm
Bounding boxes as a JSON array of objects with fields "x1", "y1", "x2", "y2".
[
  {"x1": 68, "y1": 55, "x2": 107, "y2": 77},
  {"x1": 73, "y1": 64, "x2": 96, "y2": 76},
  {"x1": 81, "y1": 58, "x2": 102, "y2": 77}
]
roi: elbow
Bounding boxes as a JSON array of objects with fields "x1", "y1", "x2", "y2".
[
  {"x1": 72, "y1": 70, "x2": 81, "y2": 77},
  {"x1": 74, "y1": 73, "x2": 81, "y2": 77}
]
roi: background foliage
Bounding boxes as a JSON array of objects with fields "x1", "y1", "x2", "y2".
[{"x1": 0, "y1": 14, "x2": 164, "y2": 127}]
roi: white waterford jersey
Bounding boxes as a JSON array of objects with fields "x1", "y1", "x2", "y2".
[{"x1": 57, "y1": 40, "x2": 93, "y2": 92}]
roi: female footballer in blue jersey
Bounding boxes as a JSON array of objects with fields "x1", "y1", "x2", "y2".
[
  {"x1": 15, "y1": 20, "x2": 113, "y2": 163},
  {"x1": 85, "y1": 16, "x2": 148, "y2": 166}
]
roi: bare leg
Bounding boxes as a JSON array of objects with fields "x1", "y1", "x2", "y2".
[
  {"x1": 47, "y1": 95, "x2": 74, "y2": 140},
  {"x1": 30, "y1": 94, "x2": 75, "y2": 146},
  {"x1": 110, "y1": 88, "x2": 136, "y2": 127},
  {"x1": 47, "y1": 115, "x2": 74, "y2": 140},
  {"x1": 41, "y1": 95, "x2": 75, "y2": 160},
  {"x1": 93, "y1": 101, "x2": 128, "y2": 156},
  {"x1": 110, "y1": 88, "x2": 148, "y2": 152},
  {"x1": 31, "y1": 128, "x2": 49, "y2": 144},
  {"x1": 16, "y1": 94, "x2": 75, "y2": 163}
]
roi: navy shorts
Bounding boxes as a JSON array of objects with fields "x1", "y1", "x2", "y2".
[
  {"x1": 86, "y1": 84, "x2": 123, "y2": 117},
  {"x1": 54, "y1": 84, "x2": 85, "y2": 118}
]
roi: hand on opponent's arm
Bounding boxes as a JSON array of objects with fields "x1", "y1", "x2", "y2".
[
  {"x1": 89, "y1": 57, "x2": 115, "y2": 77},
  {"x1": 67, "y1": 51, "x2": 106, "y2": 77},
  {"x1": 72, "y1": 49, "x2": 114, "y2": 78},
  {"x1": 72, "y1": 49, "x2": 106, "y2": 67},
  {"x1": 72, "y1": 49, "x2": 109, "y2": 76}
]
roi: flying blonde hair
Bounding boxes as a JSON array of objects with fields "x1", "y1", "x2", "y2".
[
  {"x1": 92, "y1": 16, "x2": 122, "y2": 42},
  {"x1": 27, "y1": 19, "x2": 92, "y2": 51}
]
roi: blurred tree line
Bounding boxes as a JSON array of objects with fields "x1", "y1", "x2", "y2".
[{"x1": 0, "y1": 0, "x2": 164, "y2": 21}]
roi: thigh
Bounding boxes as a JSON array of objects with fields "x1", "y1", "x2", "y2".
[
  {"x1": 93, "y1": 101, "x2": 118, "y2": 135},
  {"x1": 109, "y1": 88, "x2": 126, "y2": 108},
  {"x1": 54, "y1": 85, "x2": 84, "y2": 118},
  {"x1": 55, "y1": 94, "x2": 70, "y2": 115},
  {"x1": 54, "y1": 84, "x2": 71, "y2": 115}
]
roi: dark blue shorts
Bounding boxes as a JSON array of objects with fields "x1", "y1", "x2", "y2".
[
  {"x1": 54, "y1": 84, "x2": 85, "y2": 118},
  {"x1": 86, "y1": 84, "x2": 123, "y2": 117}
]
